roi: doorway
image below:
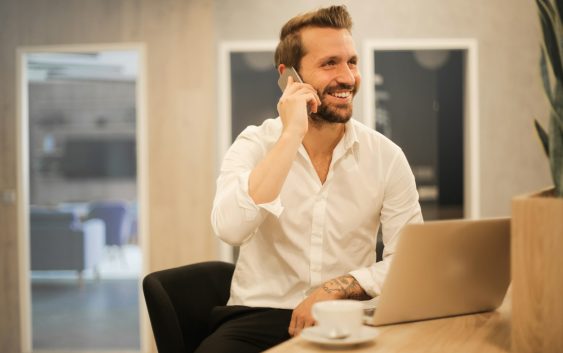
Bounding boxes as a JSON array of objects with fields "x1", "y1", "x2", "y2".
[{"x1": 17, "y1": 44, "x2": 148, "y2": 352}]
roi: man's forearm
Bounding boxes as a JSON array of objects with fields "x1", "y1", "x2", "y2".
[
  {"x1": 248, "y1": 132, "x2": 302, "y2": 204},
  {"x1": 321, "y1": 275, "x2": 371, "y2": 301}
]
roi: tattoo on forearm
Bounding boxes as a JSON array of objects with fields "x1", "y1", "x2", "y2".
[{"x1": 322, "y1": 275, "x2": 370, "y2": 300}]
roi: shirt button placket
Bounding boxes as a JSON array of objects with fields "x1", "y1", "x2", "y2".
[{"x1": 309, "y1": 195, "x2": 326, "y2": 287}]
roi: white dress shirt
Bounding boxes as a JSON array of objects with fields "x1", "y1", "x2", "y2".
[{"x1": 211, "y1": 117, "x2": 423, "y2": 309}]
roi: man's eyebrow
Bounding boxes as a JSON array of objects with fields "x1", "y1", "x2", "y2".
[
  {"x1": 317, "y1": 55, "x2": 341, "y2": 64},
  {"x1": 317, "y1": 54, "x2": 358, "y2": 63}
]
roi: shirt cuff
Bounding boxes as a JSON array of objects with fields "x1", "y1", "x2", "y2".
[
  {"x1": 237, "y1": 171, "x2": 284, "y2": 219},
  {"x1": 349, "y1": 268, "x2": 380, "y2": 298}
]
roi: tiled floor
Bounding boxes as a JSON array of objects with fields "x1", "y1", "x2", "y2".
[{"x1": 31, "y1": 245, "x2": 141, "y2": 351}]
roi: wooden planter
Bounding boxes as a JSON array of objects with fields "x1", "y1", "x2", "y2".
[{"x1": 512, "y1": 188, "x2": 563, "y2": 353}]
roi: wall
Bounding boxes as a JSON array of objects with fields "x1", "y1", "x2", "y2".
[
  {"x1": 29, "y1": 80, "x2": 137, "y2": 205},
  {"x1": 0, "y1": 1, "x2": 217, "y2": 352},
  {"x1": 0, "y1": 0, "x2": 553, "y2": 351},
  {"x1": 215, "y1": 0, "x2": 551, "y2": 217}
]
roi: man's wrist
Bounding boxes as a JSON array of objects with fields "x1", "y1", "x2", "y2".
[
  {"x1": 321, "y1": 281, "x2": 347, "y2": 299},
  {"x1": 321, "y1": 275, "x2": 370, "y2": 300},
  {"x1": 279, "y1": 130, "x2": 305, "y2": 146}
]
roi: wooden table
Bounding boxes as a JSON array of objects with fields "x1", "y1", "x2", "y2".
[{"x1": 266, "y1": 290, "x2": 511, "y2": 353}]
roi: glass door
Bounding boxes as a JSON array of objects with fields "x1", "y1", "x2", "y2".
[{"x1": 25, "y1": 50, "x2": 143, "y2": 351}]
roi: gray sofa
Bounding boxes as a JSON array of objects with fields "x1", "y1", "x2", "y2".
[{"x1": 30, "y1": 208, "x2": 105, "y2": 278}]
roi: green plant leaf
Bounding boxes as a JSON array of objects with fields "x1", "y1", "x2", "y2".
[
  {"x1": 553, "y1": 83, "x2": 563, "y2": 134},
  {"x1": 556, "y1": 0, "x2": 563, "y2": 24},
  {"x1": 534, "y1": 119, "x2": 551, "y2": 156},
  {"x1": 548, "y1": 113, "x2": 563, "y2": 196},
  {"x1": 540, "y1": 49, "x2": 555, "y2": 103},
  {"x1": 540, "y1": 0, "x2": 557, "y2": 18},
  {"x1": 537, "y1": 0, "x2": 563, "y2": 82},
  {"x1": 543, "y1": 57, "x2": 563, "y2": 133},
  {"x1": 538, "y1": 0, "x2": 563, "y2": 134}
]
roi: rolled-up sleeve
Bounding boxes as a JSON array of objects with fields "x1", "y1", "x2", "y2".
[
  {"x1": 349, "y1": 149, "x2": 423, "y2": 297},
  {"x1": 211, "y1": 129, "x2": 284, "y2": 246}
]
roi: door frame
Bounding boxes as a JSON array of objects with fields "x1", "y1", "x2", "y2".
[
  {"x1": 16, "y1": 43, "x2": 150, "y2": 353},
  {"x1": 362, "y1": 39, "x2": 480, "y2": 218}
]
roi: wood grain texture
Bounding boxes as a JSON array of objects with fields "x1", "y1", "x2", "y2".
[
  {"x1": 0, "y1": 1, "x2": 217, "y2": 352},
  {"x1": 266, "y1": 290, "x2": 512, "y2": 353},
  {"x1": 512, "y1": 190, "x2": 563, "y2": 353}
]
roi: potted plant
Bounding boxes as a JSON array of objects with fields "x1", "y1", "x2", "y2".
[{"x1": 511, "y1": 0, "x2": 563, "y2": 352}]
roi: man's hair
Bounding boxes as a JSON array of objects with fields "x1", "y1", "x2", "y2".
[{"x1": 274, "y1": 5, "x2": 353, "y2": 71}]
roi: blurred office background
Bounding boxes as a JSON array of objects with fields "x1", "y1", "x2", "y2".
[
  {"x1": 0, "y1": 0, "x2": 550, "y2": 352},
  {"x1": 27, "y1": 51, "x2": 141, "y2": 350}
]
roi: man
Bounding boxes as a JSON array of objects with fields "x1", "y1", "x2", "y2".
[{"x1": 204, "y1": 5, "x2": 422, "y2": 353}]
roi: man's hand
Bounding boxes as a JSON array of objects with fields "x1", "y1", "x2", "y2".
[
  {"x1": 248, "y1": 76, "x2": 321, "y2": 205},
  {"x1": 288, "y1": 275, "x2": 370, "y2": 337},
  {"x1": 277, "y1": 76, "x2": 321, "y2": 139}
]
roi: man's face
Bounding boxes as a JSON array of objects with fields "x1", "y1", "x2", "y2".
[{"x1": 298, "y1": 27, "x2": 361, "y2": 124}]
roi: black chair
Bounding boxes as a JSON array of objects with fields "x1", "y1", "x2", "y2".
[{"x1": 143, "y1": 261, "x2": 235, "y2": 353}]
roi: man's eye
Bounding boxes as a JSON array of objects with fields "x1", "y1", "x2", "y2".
[{"x1": 324, "y1": 61, "x2": 337, "y2": 67}]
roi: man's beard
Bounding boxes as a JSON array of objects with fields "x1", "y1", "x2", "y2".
[{"x1": 310, "y1": 83, "x2": 356, "y2": 124}]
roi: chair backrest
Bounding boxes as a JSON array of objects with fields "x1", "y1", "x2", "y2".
[
  {"x1": 143, "y1": 261, "x2": 235, "y2": 353},
  {"x1": 87, "y1": 201, "x2": 128, "y2": 246},
  {"x1": 30, "y1": 208, "x2": 79, "y2": 229},
  {"x1": 29, "y1": 208, "x2": 84, "y2": 270}
]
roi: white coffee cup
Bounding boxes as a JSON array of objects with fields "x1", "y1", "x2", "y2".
[{"x1": 312, "y1": 300, "x2": 364, "y2": 338}]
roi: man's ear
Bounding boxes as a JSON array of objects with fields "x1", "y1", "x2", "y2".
[{"x1": 277, "y1": 64, "x2": 286, "y2": 76}]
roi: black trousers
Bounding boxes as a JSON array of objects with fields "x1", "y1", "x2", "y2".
[{"x1": 194, "y1": 305, "x2": 293, "y2": 353}]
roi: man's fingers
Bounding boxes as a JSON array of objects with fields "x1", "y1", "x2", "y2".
[
  {"x1": 284, "y1": 75, "x2": 294, "y2": 91},
  {"x1": 284, "y1": 82, "x2": 319, "y2": 100},
  {"x1": 309, "y1": 93, "x2": 321, "y2": 113},
  {"x1": 289, "y1": 309, "x2": 317, "y2": 337},
  {"x1": 289, "y1": 311, "x2": 307, "y2": 337},
  {"x1": 313, "y1": 89, "x2": 321, "y2": 106},
  {"x1": 282, "y1": 76, "x2": 303, "y2": 94},
  {"x1": 293, "y1": 315, "x2": 304, "y2": 336},
  {"x1": 300, "y1": 85, "x2": 321, "y2": 112},
  {"x1": 288, "y1": 312, "x2": 298, "y2": 336},
  {"x1": 293, "y1": 91, "x2": 320, "y2": 114},
  {"x1": 288, "y1": 310, "x2": 302, "y2": 337},
  {"x1": 281, "y1": 80, "x2": 321, "y2": 114}
]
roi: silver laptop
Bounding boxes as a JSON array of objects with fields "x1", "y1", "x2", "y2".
[{"x1": 371, "y1": 217, "x2": 510, "y2": 326}]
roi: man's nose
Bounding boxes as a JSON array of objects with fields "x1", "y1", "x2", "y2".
[{"x1": 336, "y1": 64, "x2": 356, "y2": 85}]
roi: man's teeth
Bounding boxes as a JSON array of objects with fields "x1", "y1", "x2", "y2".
[{"x1": 331, "y1": 91, "x2": 351, "y2": 98}]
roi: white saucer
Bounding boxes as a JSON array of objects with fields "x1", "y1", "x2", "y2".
[{"x1": 301, "y1": 326, "x2": 379, "y2": 346}]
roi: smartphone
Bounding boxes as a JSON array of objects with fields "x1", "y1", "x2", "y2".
[{"x1": 277, "y1": 67, "x2": 303, "y2": 91}]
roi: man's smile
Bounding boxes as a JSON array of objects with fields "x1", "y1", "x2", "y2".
[
  {"x1": 329, "y1": 91, "x2": 352, "y2": 99},
  {"x1": 322, "y1": 84, "x2": 356, "y2": 104}
]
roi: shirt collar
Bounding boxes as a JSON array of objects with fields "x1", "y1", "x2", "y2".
[
  {"x1": 294, "y1": 118, "x2": 360, "y2": 160},
  {"x1": 342, "y1": 118, "x2": 360, "y2": 151},
  {"x1": 329, "y1": 119, "x2": 360, "y2": 165}
]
